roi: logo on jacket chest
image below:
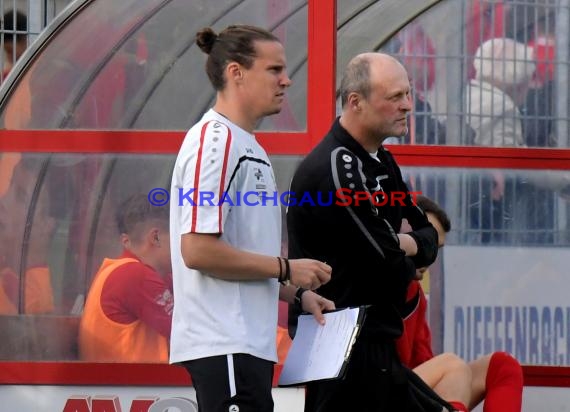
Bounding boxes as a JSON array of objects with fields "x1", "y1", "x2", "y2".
[{"x1": 369, "y1": 174, "x2": 388, "y2": 192}]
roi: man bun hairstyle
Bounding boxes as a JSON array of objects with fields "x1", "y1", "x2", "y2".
[
  {"x1": 196, "y1": 24, "x2": 279, "y2": 91},
  {"x1": 196, "y1": 27, "x2": 218, "y2": 55}
]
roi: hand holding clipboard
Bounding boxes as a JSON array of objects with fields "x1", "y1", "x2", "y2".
[{"x1": 278, "y1": 306, "x2": 367, "y2": 386}]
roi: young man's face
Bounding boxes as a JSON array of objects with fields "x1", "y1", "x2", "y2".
[{"x1": 241, "y1": 40, "x2": 292, "y2": 118}]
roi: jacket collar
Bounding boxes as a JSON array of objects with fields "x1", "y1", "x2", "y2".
[{"x1": 329, "y1": 117, "x2": 388, "y2": 166}]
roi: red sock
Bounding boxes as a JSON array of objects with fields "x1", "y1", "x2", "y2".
[
  {"x1": 448, "y1": 401, "x2": 469, "y2": 411},
  {"x1": 483, "y1": 352, "x2": 523, "y2": 412}
]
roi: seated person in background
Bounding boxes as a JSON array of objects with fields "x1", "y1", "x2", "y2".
[
  {"x1": 79, "y1": 193, "x2": 173, "y2": 362},
  {"x1": 398, "y1": 195, "x2": 524, "y2": 412},
  {"x1": 0, "y1": 157, "x2": 55, "y2": 315}
]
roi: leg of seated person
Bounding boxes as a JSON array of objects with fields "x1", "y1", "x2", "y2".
[
  {"x1": 475, "y1": 352, "x2": 523, "y2": 412},
  {"x1": 413, "y1": 352, "x2": 472, "y2": 410},
  {"x1": 467, "y1": 354, "x2": 491, "y2": 409}
]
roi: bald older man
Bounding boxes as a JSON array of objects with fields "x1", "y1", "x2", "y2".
[{"x1": 288, "y1": 53, "x2": 467, "y2": 411}]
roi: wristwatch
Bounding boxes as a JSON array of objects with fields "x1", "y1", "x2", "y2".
[{"x1": 294, "y1": 287, "x2": 308, "y2": 312}]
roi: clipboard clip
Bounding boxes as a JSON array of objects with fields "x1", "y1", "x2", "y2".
[
  {"x1": 343, "y1": 305, "x2": 368, "y2": 362},
  {"x1": 344, "y1": 325, "x2": 360, "y2": 361}
]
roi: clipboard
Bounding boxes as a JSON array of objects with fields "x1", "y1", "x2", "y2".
[{"x1": 278, "y1": 306, "x2": 367, "y2": 387}]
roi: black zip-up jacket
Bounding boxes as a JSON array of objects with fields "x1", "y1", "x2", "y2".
[{"x1": 288, "y1": 118, "x2": 438, "y2": 338}]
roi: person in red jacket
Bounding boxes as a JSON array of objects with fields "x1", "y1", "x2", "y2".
[
  {"x1": 398, "y1": 195, "x2": 524, "y2": 412},
  {"x1": 79, "y1": 193, "x2": 173, "y2": 362}
]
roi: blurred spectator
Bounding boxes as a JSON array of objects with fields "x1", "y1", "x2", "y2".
[
  {"x1": 1, "y1": 10, "x2": 29, "y2": 128},
  {"x1": 465, "y1": 1, "x2": 506, "y2": 80},
  {"x1": 0, "y1": 152, "x2": 21, "y2": 196},
  {"x1": 0, "y1": 157, "x2": 55, "y2": 314},
  {"x1": 78, "y1": 194, "x2": 173, "y2": 362},
  {"x1": 399, "y1": 22, "x2": 436, "y2": 95},
  {"x1": 466, "y1": 37, "x2": 535, "y2": 243},
  {"x1": 1, "y1": 9, "x2": 27, "y2": 81},
  {"x1": 394, "y1": 23, "x2": 461, "y2": 210},
  {"x1": 467, "y1": 37, "x2": 535, "y2": 147},
  {"x1": 517, "y1": 15, "x2": 557, "y2": 244},
  {"x1": 523, "y1": 14, "x2": 556, "y2": 148},
  {"x1": 397, "y1": 22, "x2": 446, "y2": 146},
  {"x1": 0, "y1": 0, "x2": 29, "y2": 237}
]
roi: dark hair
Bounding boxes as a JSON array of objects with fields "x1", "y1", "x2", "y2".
[
  {"x1": 196, "y1": 25, "x2": 279, "y2": 91},
  {"x1": 116, "y1": 194, "x2": 169, "y2": 242},
  {"x1": 415, "y1": 195, "x2": 451, "y2": 233},
  {"x1": 3, "y1": 10, "x2": 27, "y2": 43}
]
